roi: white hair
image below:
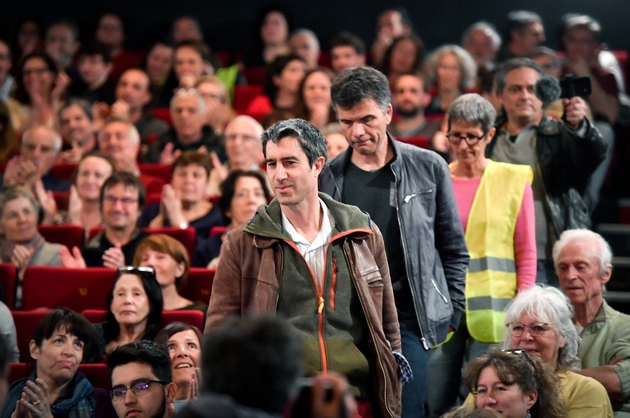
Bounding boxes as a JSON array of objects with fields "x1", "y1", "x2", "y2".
[
  {"x1": 503, "y1": 285, "x2": 580, "y2": 369},
  {"x1": 225, "y1": 115, "x2": 264, "y2": 140},
  {"x1": 98, "y1": 116, "x2": 140, "y2": 145},
  {"x1": 290, "y1": 28, "x2": 321, "y2": 51},
  {"x1": 462, "y1": 21, "x2": 502, "y2": 50},
  {"x1": 424, "y1": 44, "x2": 478, "y2": 90},
  {"x1": 22, "y1": 125, "x2": 62, "y2": 153},
  {"x1": 552, "y1": 229, "x2": 613, "y2": 276},
  {"x1": 170, "y1": 88, "x2": 207, "y2": 116}
]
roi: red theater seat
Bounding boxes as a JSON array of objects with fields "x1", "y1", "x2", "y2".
[
  {"x1": 38, "y1": 225, "x2": 85, "y2": 250},
  {"x1": 151, "y1": 108, "x2": 172, "y2": 126},
  {"x1": 21, "y1": 267, "x2": 115, "y2": 312},
  {"x1": 233, "y1": 85, "x2": 264, "y2": 112},
  {"x1": 138, "y1": 163, "x2": 172, "y2": 185},
  {"x1": 0, "y1": 263, "x2": 17, "y2": 309},
  {"x1": 12, "y1": 310, "x2": 51, "y2": 363},
  {"x1": 242, "y1": 66, "x2": 266, "y2": 86},
  {"x1": 180, "y1": 268, "x2": 215, "y2": 303},
  {"x1": 52, "y1": 192, "x2": 69, "y2": 211},
  {"x1": 81, "y1": 309, "x2": 106, "y2": 324},
  {"x1": 8, "y1": 362, "x2": 29, "y2": 383},
  {"x1": 144, "y1": 228, "x2": 197, "y2": 261},
  {"x1": 209, "y1": 226, "x2": 226, "y2": 237},
  {"x1": 50, "y1": 163, "x2": 77, "y2": 181},
  {"x1": 397, "y1": 136, "x2": 431, "y2": 149}
]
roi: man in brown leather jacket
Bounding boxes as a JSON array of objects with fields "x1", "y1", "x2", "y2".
[{"x1": 205, "y1": 118, "x2": 402, "y2": 418}]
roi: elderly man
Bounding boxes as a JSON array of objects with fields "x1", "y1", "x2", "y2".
[
  {"x1": 319, "y1": 66, "x2": 469, "y2": 418},
  {"x1": 112, "y1": 68, "x2": 169, "y2": 143},
  {"x1": 461, "y1": 21, "x2": 501, "y2": 70},
  {"x1": 554, "y1": 229, "x2": 630, "y2": 417},
  {"x1": 289, "y1": 29, "x2": 320, "y2": 71},
  {"x1": 1, "y1": 125, "x2": 70, "y2": 192},
  {"x1": 99, "y1": 116, "x2": 164, "y2": 194},
  {"x1": 206, "y1": 118, "x2": 402, "y2": 417},
  {"x1": 146, "y1": 88, "x2": 224, "y2": 164},
  {"x1": 207, "y1": 115, "x2": 264, "y2": 196}
]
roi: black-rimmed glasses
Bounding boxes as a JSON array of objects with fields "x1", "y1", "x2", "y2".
[
  {"x1": 110, "y1": 380, "x2": 168, "y2": 402},
  {"x1": 446, "y1": 132, "x2": 487, "y2": 145}
]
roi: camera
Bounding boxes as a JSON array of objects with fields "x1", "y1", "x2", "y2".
[{"x1": 560, "y1": 74, "x2": 592, "y2": 99}]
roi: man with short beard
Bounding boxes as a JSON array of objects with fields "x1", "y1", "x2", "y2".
[
  {"x1": 389, "y1": 71, "x2": 440, "y2": 139},
  {"x1": 58, "y1": 98, "x2": 97, "y2": 163},
  {"x1": 109, "y1": 342, "x2": 176, "y2": 418}
]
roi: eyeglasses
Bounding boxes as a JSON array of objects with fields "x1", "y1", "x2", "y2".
[
  {"x1": 505, "y1": 322, "x2": 552, "y2": 338},
  {"x1": 23, "y1": 68, "x2": 51, "y2": 77},
  {"x1": 110, "y1": 380, "x2": 168, "y2": 402},
  {"x1": 446, "y1": 132, "x2": 487, "y2": 145},
  {"x1": 104, "y1": 195, "x2": 138, "y2": 206},
  {"x1": 502, "y1": 348, "x2": 536, "y2": 367}
]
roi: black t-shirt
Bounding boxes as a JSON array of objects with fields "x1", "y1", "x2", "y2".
[
  {"x1": 341, "y1": 161, "x2": 414, "y2": 312},
  {"x1": 83, "y1": 229, "x2": 148, "y2": 267}
]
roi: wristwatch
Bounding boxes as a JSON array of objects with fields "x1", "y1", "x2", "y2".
[{"x1": 179, "y1": 221, "x2": 189, "y2": 229}]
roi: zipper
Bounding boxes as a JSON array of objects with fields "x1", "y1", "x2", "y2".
[
  {"x1": 330, "y1": 256, "x2": 337, "y2": 310},
  {"x1": 431, "y1": 278, "x2": 448, "y2": 303},
  {"x1": 391, "y1": 167, "x2": 430, "y2": 350}
]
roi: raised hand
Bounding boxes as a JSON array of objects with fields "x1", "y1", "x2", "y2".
[
  {"x1": 59, "y1": 245, "x2": 87, "y2": 268},
  {"x1": 33, "y1": 180, "x2": 57, "y2": 225},
  {"x1": 102, "y1": 244, "x2": 125, "y2": 268},
  {"x1": 159, "y1": 143, "x2": 182, "y2": 165}
]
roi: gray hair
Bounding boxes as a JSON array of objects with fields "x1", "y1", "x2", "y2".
[
  {"x1": 225, "y1": 115, "x2": 264, "y2": 140},
  {"x1": 424, "y1": 45, "x2": 477, "y2": 90},
  {"x1": 447, "y1": 93, "x2": 497, "y2": 133},
  {"x1": 59, "y1": 97, "x2": 93, "y2": 122},
  {"x1": 0, "y1": 186, "x2": 40, "y2": 219},
  {"x1": 262, "y1": 118, "x2": 328, "y2": 167},
  {"x1": 320, "y1": 122, "x2": 343, "y2": 137},
  {"x1": 503, "y1": 285, "x2": 580, "y2": 370},
  {"x1": 495, "y1": 58, "x2": 544, "y2": 94},
  {"x1": 170, "y1": 88, "x2": 207, "y2": 117},
  {"x1": 98, "y1": 116, "x2": 140, "y2": 145},
  {"x1": 22, "y1": 125, "x2": 62, "y2": 153},
  {"x1": 290, "y1": 28, "x2": 320, "y2": 51},
  {"x1": 552, "y1": 229, "x2": 613, "y2": 276},
  {"x1": 505, "y1": 10, "x2": 543, "y2": 41},
  {"x1": 462, "y1": 21, "x2": 502, "y2": 50},
  {"x1": 331, "y1": 66, "x2": 391, "y2": 113}
]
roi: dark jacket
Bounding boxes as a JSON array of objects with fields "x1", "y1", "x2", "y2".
[
  {"x1": 487, "y1": 114, "x2": 607, "y2": 237},
  {"x1": 206, "y1": 193, "x2": 402, "y2": 418},
  {"x1": 145, "y1": 126, "x2": 225, "y2": 163},
  {"x1": 319, "y1": 136, "x2": 469, "y2": 349}
]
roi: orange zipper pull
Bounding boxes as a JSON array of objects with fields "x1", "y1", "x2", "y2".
[{"x1": 317, "y1": 296, "x2": 325, "y2": 313}]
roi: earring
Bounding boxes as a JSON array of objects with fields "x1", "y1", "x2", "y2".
[{"x1": 527, "y1": 411, "x2": 531, "y2": 418}]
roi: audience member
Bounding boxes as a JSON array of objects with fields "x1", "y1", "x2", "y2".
[
  {"x1": 44, "y1": 20, "x2": 81, "y2": 82},
  {"x1": 426, "y1": 94, "x2": 536, "y2": 416},
  {"x1": 207, "y1": 118, "x2": 403, "y2": 417},
  {"x1": 461, "y1": 22, "x2": 501, "y2": 71},
  {"x1": 94, "y1": 13, "x2": 143, "y2": 83},
  {"x1": 173, "y1": 41, "x2": 215, "y2": 89},
  {"x1": 0, "y1": 302, "x2": 18, "y2": 366},
  {"x1": 371, "y1": 8, "x2": 413, "y2": 68},
  {"x1": 553, "y1": 229, "x2": 630, "y2": 415},
  {"x1": 499, "y1": 285, "x2": 613, "y2": 417},
  {"x1": 69, "y1": 42, "x2": 115, "y2": 105},
  {"x1": 498, "y1": 11, "x2": 546, "y2": 61},
  {"x1": 0, "y1": 40, "x2": 15, "y2": 102},
  {"x1": 291, "y1": 67, "x2": 336, "y2": 130},
  {"x1": 206, "y1": 115, "x2": 264, "y2": 196},
  {"x1": 0, "y1": 308, "x2": 115, "y2": 418},
  {"x1": 244, "y1": 8, "x2": 291, "y2": 67},
  {"x1": 320, "y1": 66, "x2": 469, "y2": 418},
  {"x1": 289, "y1": 29, "x2": 321, "y2": 71},
  {"x1": 2, "y1": 125, "x2": 71, "y2": 192},
  {"x1": 146, "y1": 88, "x2": 224, "y2": 164},
  {"x1": 10, "y1": 18, "x2": 44, "y2": 62},
  {"x1": 320, "y1": 123, "x2": 348, "y2": 160},
  {"x1": 139, "y1": 151, "x2": 224, "y2": 267},
  {"x1": 330, "y1": 32, "x2": 366, "y2": 74},
  {"x1": 486, "y1": 58, "x2": 606, "y2": 285},
  {"x1": 0, "y1": 101, "x2": 19, "y2": 163},
  {"x1": 134, "y1": 234, "x2": 208, "y2": 312},
  {"x1": 424, "y1": 45, "x2": 477, "y2": 115},
  {"x1": 172, "y1": 16, "x2": 204, "y2": 44},
  {"x1": 94, "y1": 266, "x2": 163, "y2": 358},
  {"x1": 381, "y1": 34, "x2": 424, "y2": 86},
  {"x1": 154, "y1": 322, "x2": 202, "y2": 408},
  {"x1": 6, "y1": 52, "x2": 69, "y2": 134},
  {"x1": 98, "y1": 116, "x2": 165, "y2": 194},
  {"x1": 60, "y1": 171, "x2": 148, "y2": 267},
  {"x1": 462, "y1": 348, "x2": 565, "y2": 418},
  {"x1": 206, "y1": 169, "x2": 270, "y2": 268},
  {"x1": 111, "y1": 69, "x2": 169, "y2": 143},
  {"x1": 245, "y1": 54, "x2": 306, "y2": 125},
  {"x1": 194, "y1": 75, "x2": 236, "y2": 135},
  {"x1": 57, "y1": 98, "x2": 98, "y2": 163},
  {"x1": 108, "y1": 341, "x2": 176, "y2": 418},
  {"x1": 390, "y1": 71, "x2": 440, "y2": 139},
  {"x1": 477, "y1": 68, "x2": 501, "y2": 114},
  {"x1": 145, "y1": 41, "x2": 176, "y2": 108},
  {"x1": 61, "y1": 152, "x2": 115, "y2": 231}
]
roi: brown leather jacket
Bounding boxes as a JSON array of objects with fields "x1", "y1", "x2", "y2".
[{"x1": 205, "y1": 193, "x2": 402, "y2": 418}]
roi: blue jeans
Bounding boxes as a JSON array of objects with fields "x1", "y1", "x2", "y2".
[{"x1": 399, "y1": 312, "x2": 430, "y2": 418}]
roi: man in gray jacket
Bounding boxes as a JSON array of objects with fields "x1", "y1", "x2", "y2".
[{"x1": 319, "y1": 66, "x2": 469, "y2": 418}]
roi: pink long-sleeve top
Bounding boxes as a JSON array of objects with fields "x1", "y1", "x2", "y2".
[{"x1": 452, "y1": 176, "x2": 536, "y2": 291}]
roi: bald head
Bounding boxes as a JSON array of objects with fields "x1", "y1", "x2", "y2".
[
  {"x1": 21, "y1": 125, "x2": 62, "y2": 177},
  {"x1": 224, "y1": 116, "x2": 264, "y2": 170}
]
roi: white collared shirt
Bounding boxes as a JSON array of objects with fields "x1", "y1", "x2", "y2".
[{"x1": 281, "y1": 198, "x2": 335, "y2": 288}]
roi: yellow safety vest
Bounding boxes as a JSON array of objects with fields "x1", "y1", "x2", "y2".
[{"x1": 463, "y1": 160, "x2": 533, "y2": 343}]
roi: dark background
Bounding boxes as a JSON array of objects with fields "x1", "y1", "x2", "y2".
[{"x1": 2, "y1": 0, "x2": 629, "y2": 55}]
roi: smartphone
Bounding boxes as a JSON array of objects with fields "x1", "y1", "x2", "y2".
[{"x1": 560, "y1": 74, "x2": 592, "y2": 98}]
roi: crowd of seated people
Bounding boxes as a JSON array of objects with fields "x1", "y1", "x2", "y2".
[{"x1": 0, "y1": 6, "x2": 627, "y2": 418}]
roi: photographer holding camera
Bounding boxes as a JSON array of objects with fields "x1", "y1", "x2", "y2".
[{"x1": 485, "y1": 57, "x2": 606, "y2": 287}]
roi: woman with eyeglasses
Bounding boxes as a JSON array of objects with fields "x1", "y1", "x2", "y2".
[
  {"x1": 457, "y1": 347, "x2": 565, "y2": 418},
  {"x1": 93, "y1": 266, "x2": 163, "y2": 359},
  {"x1": 0, "y1": 308, "x2": 116, "y2": 418},
  {"x1": 500, "y1": 285, "x2": 613, "y2": 417},
  {"x1": 427, "y1": 94, "x2": 536, "y2": 416}
]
